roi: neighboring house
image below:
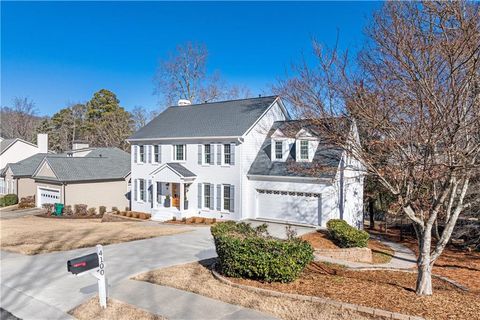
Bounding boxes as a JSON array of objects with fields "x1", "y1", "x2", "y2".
[
  {"x1": 1, "y1": 146, "x2": 131, "y2": 211},
  {"x1": 0, "y1": 134, "x2": 48, "y2": 194},
  {"x1": 128, "y1": 96, "x2": 364, "y2": 228}
]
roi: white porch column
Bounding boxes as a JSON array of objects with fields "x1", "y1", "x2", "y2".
[
  {"x1": 152, "y1": 181, "x2": 157, "y2": 209},
  {"x1": 179, "y1": 182, "x2": 185, "y2": 212}
]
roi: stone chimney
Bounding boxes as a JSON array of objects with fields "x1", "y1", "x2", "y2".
[
  {"x1": 72, "y1": 140, "x2": 89, "y2": 150},
  {"x1": 37, "y1": 133, "x2": 48, "y2": 153}
]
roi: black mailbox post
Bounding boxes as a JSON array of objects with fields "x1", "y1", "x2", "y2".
[{"x1": 67, "y1": 253, "x2": 99, "y2": 275}]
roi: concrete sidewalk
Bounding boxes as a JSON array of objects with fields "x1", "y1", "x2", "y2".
[{"x1": 110, "y1": 280, "x2": 277, "y2": 320}]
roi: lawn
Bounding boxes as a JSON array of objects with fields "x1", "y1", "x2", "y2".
[
  {"x1": 134, "y1": 259, "x2": 373, "y2": 320},
  {"x1": 70, "y1": 297, "x2": 165, "y2": 320},
  {"x1": 0, "y1": 216, "x2": 189, "y2": 255}
]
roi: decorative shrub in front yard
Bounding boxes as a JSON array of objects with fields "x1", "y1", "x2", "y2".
[
  {"x1": 327, "y1": 219, "x2": 369, "y2": 248},
  {"x1": 211, "y1": 221, "x2": 314, "y2": 282},
  {"x1": 0, "y1": 194, "x2": 18, "y2": 207}
]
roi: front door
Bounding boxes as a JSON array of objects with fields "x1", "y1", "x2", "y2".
[{"x1": 171, "y1": 183, "x2": 180, "y2": 208}]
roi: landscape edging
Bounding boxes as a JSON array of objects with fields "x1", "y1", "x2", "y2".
[{"x1": 210, "y1": 265, "x2": 425, "y2": 320}]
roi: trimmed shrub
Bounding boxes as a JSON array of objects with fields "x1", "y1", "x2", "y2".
[
  {"x1": 64, "y1": 205, "x2": 73, "y2": 215},
  {"x1": 1, "y1": 194, "x2": 18, "y2": 207},
  {"x1": 139, "y1": 213, "x2": 146, "y2": 219},
  {"x1": 326, "y1": 219, "x2": 369, "y2": 248},
  {"x1": 42, "y1": 203, "x2": 54, "y2": 215},
  {"x1": 99, "y1": 206, "x2": 106, "y2": 215},
  {"x1": 126, "y1": 212, "x2": 132, "y2": 217},
  {"x1": 112, "y1": 206, "x2": 119, "y2": 214},
  {"x1": 87, "y1": 207, "x2": 97, "y2": 216},
  {"x1": 172, "y1": 216, "x2": 177, "y2": 221},
  {"x1": 211, "y1": 221, "x2": 314, "y2": 283},
  {"x1": 132, "y1": 212, "x2": 139, "y2": 218},
  {"x1": 145, "y1": 213, "x2": 151, "y2": 219},
  {"x1": 74, "y1": 204, "x2": 88, "y2": 215}
]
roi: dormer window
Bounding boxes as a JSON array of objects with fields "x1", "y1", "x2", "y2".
[
  {"x1": 300, "y1": 140, "x2": 309, "y2": 160},
  {"x1": 275, "y1": 141, "x2": 283, "y2": 160}
]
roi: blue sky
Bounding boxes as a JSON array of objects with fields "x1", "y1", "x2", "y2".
[{"x1": 1, "y1": 1, "x2": 381, "y2": 116}]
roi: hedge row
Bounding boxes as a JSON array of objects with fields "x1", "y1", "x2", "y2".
[
  {"x1": 327, "y1": 219, "x2": 369, "y2": 248},
  {"x1": 211, "y1": 221, "x2": 313, "y2": 283},
  {"x1": 0, "y1": 194, "x2": 18, "y2": 207}
]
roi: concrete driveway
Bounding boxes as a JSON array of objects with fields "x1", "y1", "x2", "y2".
[
  {"x1": 1, "y1": 226, "x2": 217, "y2": 319},
  {"x1": 0, "y1": 207, "x2": 45, "y2": 220}
]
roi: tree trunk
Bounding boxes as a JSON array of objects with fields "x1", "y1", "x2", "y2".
[
  {"x1": 369, "y1": 199, "x2": 375, "y2": 230},
  {"x1": 416, "y1": 230, "x2": 433, "y2": 295}
]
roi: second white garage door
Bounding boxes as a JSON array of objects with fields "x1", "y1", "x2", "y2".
[
  {"x1": 256, "y1": 190, "x2": 321, "y2": 226},
  {"x1": 38, "y1": 187, "x2": 61, "y2": 207}
]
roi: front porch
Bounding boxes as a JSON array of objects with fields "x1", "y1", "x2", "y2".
[{"x1": 149, "y1": 163, "x2": 196, "y2": 221}]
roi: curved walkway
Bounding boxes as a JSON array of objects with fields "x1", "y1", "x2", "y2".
[{"x1": 314, "y1": 237, "x2": 417, "y2": 270}]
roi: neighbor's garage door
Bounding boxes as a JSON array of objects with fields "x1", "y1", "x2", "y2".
[
  {"x1": 38, "y1": 187, "x2": 61, "y2": 207},
  {"x1": 256, "y1": 189, "x2": 321, "y2": 226}
]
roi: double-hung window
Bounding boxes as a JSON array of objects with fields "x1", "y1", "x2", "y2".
[
  {"x1": 223, "y1": 144, "x2": 231, "y2": 165},
  {"x1": 154, "y1": 145, "x2": 160, "y2": 163},
  {"x1": 204, "y1": 183, "x2": 211, "y2": 208},
  {"x1": 174, "y1": 145, "x2": 186, "y2": 161},
  {"x1": 204, "y1": 144, "x2": 211, "y2": 164},
  {"x1": 139, "y1": 145, "x2": 145, "y2": 163},
  {"x1": 139, "y1": 179, "x2": 145, "y2": 201},
  {"x1": 275, "y1": 141, "x2": 283, "y2": 160},
  {"x1": 300, "y1": 140, "x2": 309, "y2": 160},
  {"x1": 223, "y1": 185, "x2": 231, "y2": 211}
]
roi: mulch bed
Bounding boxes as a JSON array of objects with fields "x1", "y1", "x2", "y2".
[
  {"x1": 369, "y1": 227, "x2": 480, "y2": 293},
  {"x1": 165, "y1": 217, "x2": 221, "y2": 225},
  {"x1": 301, "y1": 231, "x2": 395, "y2": 264},
  {"x1": 225, "y1": 261, "x2": 480, "y2": 320},
  {"x1": 35, "y1": 214, "x2": 103, "y2": 219}
]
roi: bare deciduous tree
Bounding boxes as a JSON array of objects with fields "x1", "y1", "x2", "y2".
[
  {"x1": 1, "y1": 97, "x2": 40, "y2": 141},
  {"x1": 275, "y1": 1, "x2": 479, "y2": 295},
  {"x1": 154, "y1": 42, "x2": 251, "y2": 106}
]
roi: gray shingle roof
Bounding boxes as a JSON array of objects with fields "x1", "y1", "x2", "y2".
[
  {"x1": 8, "y1": 153, "x2": 51, "y2": 177},
  {"x1": 129, "y1": 96, "x2": 278, "y2": 140},
  {"x1": 0, "y1": 139, "x2": 18, "y2": 154},
  {"x1": 166, "y1": 163, "x2": 196, "y2": 178},
  {"x1": 248, "y1": 120, "x2": 345, "y2": 179},
  {"x1": 41, "y1": 148, "x2": 130, "y2": 182}
]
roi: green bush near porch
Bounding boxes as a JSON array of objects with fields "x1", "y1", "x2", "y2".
[
  {"x1": 211, "y1": 221, "x2": 314, "y2": 283},
  {"x1": 0, "y1": 194, "x2": 18, "y2": 207}
]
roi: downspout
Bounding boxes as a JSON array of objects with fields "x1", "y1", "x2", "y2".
[
  {"x1": 339, "y1": 158, "x2": 345, "y2": 220},
  {"x1": 63, "y1": 184, "x2": 66, "y2": 205},
  {"x1": 237, "y1": 137, "x2": 244, "y2": 221}
]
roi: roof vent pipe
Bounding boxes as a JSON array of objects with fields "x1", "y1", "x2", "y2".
[{"x1": 177, "y1": 99, "x2": 192, "y2": 106}]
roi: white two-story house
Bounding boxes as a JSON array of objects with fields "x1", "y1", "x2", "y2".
[{"x1": 128, "y1": 96, "x2": 364, "y2": 228}]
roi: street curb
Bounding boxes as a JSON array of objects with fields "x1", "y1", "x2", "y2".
[{"x1": 210, "y1": 266, "x2": 425, "y2": 320}]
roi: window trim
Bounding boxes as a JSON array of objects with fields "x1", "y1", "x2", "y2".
[
  {"x1": 299, "y1": 140, "x2": 309, "y2": 161},
  {"x1": 154, "y1": 145, "x2": 160, "y2": 163},
  {"x1": 203, "y1": 183, "x2": 211, "y2": 209},
  {"x1": 139, "y1": 145, "x2": 145, "y2": 163},
  {"x1": 173, "y1": 144, "x2": 186, "y2": 162},
  {"x1": 138, "y1": 179, "x2": 145, "y2": 202},
  {"x1": 274, "y1": 141, "x2": 283, "y2": 160},
  {"x1": 203, "y1": 144, "x2": 211, "y2": 165},
  {"x1": 222, "y1": 184, "x2": 231, "y2": 212},
  {"x1": 222, "y1": 144, "x2": 231, "y2": 165}
]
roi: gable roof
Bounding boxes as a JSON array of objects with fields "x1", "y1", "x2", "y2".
[
  {"x1": 151, "y1": 163, "x2": 196, "y2": 179},
  {"x1": 248, "y1": 119, "x2": 347, "y2": 180},
  {"x1": 0, "y1": 138, "x2": 38, "y2": 155},
  {"x1": 34, "y1": 148, "x2": 130, "y2": 182},
  {"x1": 128, "y1": 96, "x2": 280, "y2": 140}
]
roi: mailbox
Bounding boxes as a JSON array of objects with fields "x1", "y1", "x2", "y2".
[{"x1": 67, "y1": 252, "x2": 99, "y2": 275}]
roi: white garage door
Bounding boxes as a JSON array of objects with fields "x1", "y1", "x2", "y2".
[
  {"x1": 38, "y1": 188, "x2": 61, "y2": 207},
  {"x1": 256, "y1": 190, "x2": 321, "y2": 225}
]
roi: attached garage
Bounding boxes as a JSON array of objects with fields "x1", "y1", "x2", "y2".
[
  {"x1": 37, "y1": 187, "x2": 61, "y2": 207},
  {"x1": 255, "y1": 189, "x2": 321, "y2": 226}
]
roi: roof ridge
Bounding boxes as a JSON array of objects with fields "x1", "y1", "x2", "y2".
[{"x1": 165, "y1": 95, "x2": 278, "y2": 109}]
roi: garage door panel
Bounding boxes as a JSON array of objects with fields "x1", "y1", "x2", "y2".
[
  {"x1": 38, "y1": 188, "x2": 60, "y2": 206},
  {"x1": 256, "y1": 191, "x2": 320, "y2": 225}
]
